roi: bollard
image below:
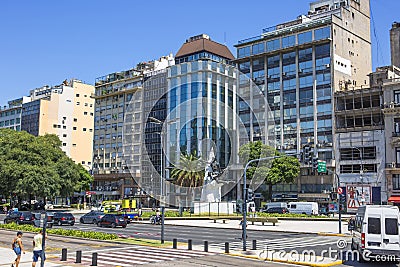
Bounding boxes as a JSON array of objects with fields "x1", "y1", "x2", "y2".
[
  {"x1": 204, "y1": 241, "x2": 208, "y2": 252},
  {"x1": 61, "y1": 248, "x2": 67, "y2": 261},
  {"x1": 252, "y1": 240, "x2": 257, "y2": 250},
  {"x1": 225, "y1": 242, "x2": 229, "y2": 253},
  {"x1": 188, "y1": 239, "x2": 192, "y2": 250},
  {"x1": 91, "y1": 252, "x2": 98, "y2": 266},
  {"x1": 173, "y1": 238, "x2": 177, "y2": 249},
  {"x1": 75, "y1": 251, "x2": 82, "y2": 263}
]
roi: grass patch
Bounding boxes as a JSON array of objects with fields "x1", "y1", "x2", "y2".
[{"x1": 0, "y1": 223, "x2": 118, "y2": 240}]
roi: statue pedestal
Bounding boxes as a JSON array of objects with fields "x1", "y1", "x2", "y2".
[
  {"x1": 193, "y1": 201, "x2": 236, "y2": 215},
  {"x1": 200, "y1": 180, "x2": 222, "y2": 202}
]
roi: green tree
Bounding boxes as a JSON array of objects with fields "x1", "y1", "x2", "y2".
[
  {"x1": 0, "y1": 129, "x2": 93, "y2": 206},
  {"x1": 238, "y1": 141, "x2": 300, "y2": 201},
  {"x1": 170, "y1": 153, "x2": 205, "y2": 188}
]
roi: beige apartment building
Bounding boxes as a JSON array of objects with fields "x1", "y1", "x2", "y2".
[{"x1": 21, "y1": 79, "x2": 95, "y2": 169}]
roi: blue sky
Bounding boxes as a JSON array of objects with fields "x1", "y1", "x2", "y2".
[{"x1": 0, "y1": 0, "x2": 399, "y2": 106}]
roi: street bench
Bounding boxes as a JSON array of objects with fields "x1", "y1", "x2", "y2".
[
  {"x1": 247, "y1": 217, "x2": 278, "y2": 226},
  {"x1": 210, "y1": 217, "x2": 231, "y2": 224}
]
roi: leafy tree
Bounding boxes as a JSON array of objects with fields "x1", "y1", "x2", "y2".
[
  {"x1": 0, "y1": 129, "x2": 93, "y2": 207},
  {"x1": 238, "y1": 141, "x2": 300, "y2": 200}
]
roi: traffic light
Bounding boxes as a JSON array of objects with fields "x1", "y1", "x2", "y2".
[
  {"x1": 339, "y1": 194, "x2": 346, "y2": 204},
  {"x1": 247, "y1": 189, "x2": 255, "y2": 201},
  {"x1": 312, "y1": 156, "x2": 318, "y2": 172},
  {"x1": 304, "y1": 146, "x2": 311, "y2": 164}
]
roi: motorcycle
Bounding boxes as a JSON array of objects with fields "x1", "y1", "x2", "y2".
[{"x1": 149, "y1": 215, "x2": 161, "y2": 225}]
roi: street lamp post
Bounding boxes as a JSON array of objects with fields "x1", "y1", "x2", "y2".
[
  {"x1": 242, "y1": 156, "x2": 279, "y2": 251},
  {"x1": 148, "y1": 117, "x2": 165, "y2": 244}
]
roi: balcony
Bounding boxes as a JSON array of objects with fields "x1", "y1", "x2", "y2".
[{"x1": 386, "y1": 163, "x2": 400, "y2": 169}]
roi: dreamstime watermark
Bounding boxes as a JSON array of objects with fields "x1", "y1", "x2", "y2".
[{"x1": 257, "y1": 238, "x2": 399, "y2": 263}]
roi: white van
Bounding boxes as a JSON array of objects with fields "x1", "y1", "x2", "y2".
[
  {"x1": 262, "y1": 202, "x2": 287, "y2": 211},
  {"x1": 350, "y1": 205, "x2": 400, "y2": 262},
  {"x1": 288, "y1": 202, "x2": 319, "y2": 215}
]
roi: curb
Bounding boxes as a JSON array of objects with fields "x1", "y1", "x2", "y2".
[
  {"x1": 228, "y1": 252, "x2": 344, "y2": 267},
  {"x1": 318, "y1": 232, "x2": 351, "y2": 237}
]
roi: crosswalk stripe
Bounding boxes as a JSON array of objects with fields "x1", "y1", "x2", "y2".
[{"x1": 124, "y1": 249, "x2": 192, "y2": 259}]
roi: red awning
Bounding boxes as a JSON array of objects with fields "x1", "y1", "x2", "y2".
[{"x1": 388, "y1": 196, "x2": 400, "y2": 203}]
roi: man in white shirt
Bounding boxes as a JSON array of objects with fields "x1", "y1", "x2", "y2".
[{"x1": 32, "y1": 229, "x2": 46, "y2": 267}]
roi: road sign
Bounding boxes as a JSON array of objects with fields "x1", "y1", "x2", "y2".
[
  {"x1": 317, "y1": 160, "x2": 327, "y2": 173},
  {"x1": 337, "y1": 187, "x2": 343, "y2": 195}
]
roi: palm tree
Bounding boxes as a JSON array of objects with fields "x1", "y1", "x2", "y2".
[{"x1": 170, "y1": 153, "x2": 205, "y2": 188}]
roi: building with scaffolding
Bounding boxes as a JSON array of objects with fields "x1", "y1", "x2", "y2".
[{"x1": 234, "y1": 0, "x2": 372, "y2": 204}]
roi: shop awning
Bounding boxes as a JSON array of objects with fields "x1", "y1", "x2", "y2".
[{"x1": 388, "y1": 196, "x2": 400, "y2": 203}]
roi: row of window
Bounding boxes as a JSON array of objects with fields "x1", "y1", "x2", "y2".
[
  {"x1": 0, "y1": 109, "x2": 21, "y2": 117},
  {"x1": 0, "y1": 118, "x2": 20, "y2": 127},
  {"x1": 237, "y1": 26, "x2": 331, "y2": 58}
]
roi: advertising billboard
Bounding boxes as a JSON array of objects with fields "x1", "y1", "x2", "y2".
[{"x1": 346, "y1": 185, "x2": 371, "y2": 212}]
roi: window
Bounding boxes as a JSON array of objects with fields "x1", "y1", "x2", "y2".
[
  {"x1": 238, "y1": 46, "x2": 250, "y2": 58},
  {"x1": 385, "y1": 218, "x2": 399, "y2": 235},
  {"x1": 252, "y1": 43, "x2": 265, "y2": 55},
  {"x1": 76, "y1": 102, "x2": 80, "y2": 105},
  {"x1": 282, "y1": 35, "x2": 295, "y2": 48},
  {"x1": 63, "y1": 134, "x2": 67, "y2": 137},
  {"x1": 84, "y1": 112, "x2": 88, "y2": 115},
  {"x1": 73, "y1": 118, "x2": 77, "y2": 122},
  {"x1": 368, "y1": 217, "x2": 381, "y2": 234},
  {"x1": 298, "y1": 31, "x2": 312, "y2": 45},
  {"x1": 393, "y1": 175, "x2": 400, "y2": 190},
  {"x1": 62, "y1": 143, "x2": 67, "y2": 147},
  {"x1": 83, "y1": 128, "x2": 87, "y2": 131},
  {"x1": 73, "y1": 127, "x2": 77, "y2": 130},
  {"x1": 394, "y1": 90, "x2": 400, "y2": 104},
  {"x1": 314, "y1": 26, "x2": 331, "y2": 40},
  {"x1": 73, "y1": 144, "x2": 77, "y2": 147},
  {"x1": 267, "y1": 39, "x2": 281, "y2": 52}
]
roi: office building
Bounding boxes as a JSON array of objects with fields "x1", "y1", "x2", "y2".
[
  {"x1": 390, "y1": 22, "x2": 400, "y2": 68},
  {"x1": 21, "y1": 79, "x2": 95, "y2": 169},
  {"x1": 374, "y1": 65, "x2": 400, "y2": 207},
  {"x1": 92, "y1": 56, "x2": 173, "y2": 203},
  {"x1": 166, "y1": 34, "x2": 237, "y2": 204},
  {"x1": 235, "y1": 0, "x2": 372, "y2": 204},
  {"x1": 0, "y1": 97, "x2": 30, "y2": 131}
]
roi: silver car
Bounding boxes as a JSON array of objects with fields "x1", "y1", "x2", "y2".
[{"x1": 79, "y1": 211, "x2": 105, "y2": 224}]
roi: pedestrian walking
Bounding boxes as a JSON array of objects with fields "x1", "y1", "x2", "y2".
[
  {"x1": 32, "y1": 229, "x2": 46, "y2": 267},
  {"x1": 11, "y1": 231, "x2": 25, "y2": 267}
]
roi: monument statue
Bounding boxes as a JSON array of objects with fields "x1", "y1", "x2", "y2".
[{"x1": 201, "y1": 147, "x2": 222, "y2": 202}]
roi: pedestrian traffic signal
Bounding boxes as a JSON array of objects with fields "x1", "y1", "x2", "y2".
[
  {"x1": 312, "y1": 156, "x2": 318, "y2": 172},
  {"x1": 339, "y1": 194, "x2": 346, "y2": 204},
  {"x1": 246, "y1": 189, "x2": 255, "y2": 201},
  {"x1": 304, "y1": 146, "x2": 311, "y2": 164}
]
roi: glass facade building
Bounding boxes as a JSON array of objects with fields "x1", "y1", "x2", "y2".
[{"x1": 235, "y1": 0, "x2": 372, "y2": 203}]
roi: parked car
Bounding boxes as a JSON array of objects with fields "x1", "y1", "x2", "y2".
[
  {"x1": 80, "y1": 211, "x2": 105, "y2": 224},
  {"x1": 97, "y1": 214, "x2": 127, "y2": 228},
  {"x1": 4, "y1": 211, "x2": 35, "y2": 225},
  {"x1": 350, "y1": 205, "x2": 400, "y2": 262},
  {"x1": 263, "y1": 207, "x2": 289, "y2": 214},
  {"x1": 53, "y1": 212, "x2": 75, "y2": 226}
]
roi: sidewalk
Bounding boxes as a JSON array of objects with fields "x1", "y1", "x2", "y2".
[{"x1": 0, "y1": 247, "x2": 66, "y2": 267}]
